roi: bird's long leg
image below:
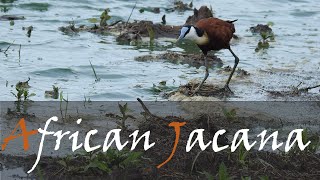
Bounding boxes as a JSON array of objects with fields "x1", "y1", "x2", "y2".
[
  {"x1": 225, "y1": 47, "x2": 239, "y2": 93},
  {"x1": 192, "y1": 55, "x2": 209, "y2": 95}
]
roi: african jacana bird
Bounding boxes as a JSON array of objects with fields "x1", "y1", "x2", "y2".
[{"x1": 178, "y1": 17, "x2": 239, "y2": 95}]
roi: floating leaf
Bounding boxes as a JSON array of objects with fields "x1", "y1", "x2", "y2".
[
  {"x1": 139, "y1": 8, "x2": 145, "y2": 13},
  {"x1": 88, "y1": 18, "x2": 99, "y2": 23}
]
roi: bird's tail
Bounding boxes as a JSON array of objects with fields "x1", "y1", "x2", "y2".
[{"x1": 226, "y1": 19, "x2": 238, "y2": 23}]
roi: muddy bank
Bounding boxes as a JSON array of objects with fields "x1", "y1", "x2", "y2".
[{"x1": 1, "y1": 101, "x2": 320, "y2": 179}]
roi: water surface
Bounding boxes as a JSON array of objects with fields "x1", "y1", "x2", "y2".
[{"x1": 0, "y1": 0, "x2": 319, "y2": 101}]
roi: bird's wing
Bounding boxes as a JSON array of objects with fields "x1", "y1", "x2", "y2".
[{"x1": 196, "y1": 18, "x2": 235, "y2": 45}]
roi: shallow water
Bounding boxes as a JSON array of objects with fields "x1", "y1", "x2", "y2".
[{"x1": 0, "y1": 0, "x2": 319, "y2": 101}]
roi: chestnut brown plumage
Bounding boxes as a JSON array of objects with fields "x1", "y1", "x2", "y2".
[{"x1": 178, "y1": 17, "x2": 239, "y2": 94}]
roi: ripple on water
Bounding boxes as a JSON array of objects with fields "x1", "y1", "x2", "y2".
[
  {"x1": 18, "y1": 3, "x2": 51, "y2": 12},
  {"x1": 32, "y1": 68, "x2": 77, "y2": 78},
  {"x1": 290, "y1": 9, "x2": 318, "y2": 17},
  {"x1": 89, "y1": 92, "x2": 133, "y2": 100}
]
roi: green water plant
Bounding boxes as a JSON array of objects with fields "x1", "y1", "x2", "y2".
[
  {"x1": 150, "y1": 81, "x2": 175, "y2": 95},
  {"x1": 55, "y1": 149, "x2": 142, "y2": 175},
  {"x1": 285, "y1": 129, "x2": 319, "y2": 156},
  {"x1": 106, "y1": 103, "x2": 136, "y2": 130},
  {"x1": 222, "y1": 107, "x2": 237, "y2": 122},
  {"x1": 217, "y1": 162, "x2": 230, "y2": 180},
  {"x1": 100, "y1": 8, "x2": 111, "y2": 26},
  {"x1": 116, "y1": 103, "x2": 136, "y2": 130},
  {"x1": 255, "y1": 31, "x2": 275, "y2": 52},
  {"x1": 45, "y1": 85, "x2": 59, "y2": 99},
  {"x1": 11, "y1": 78, "x2": 35, "y2": 102},
  {"x1": 301, "y1": 129, "x2": 319, "y2": 153},
  {"x1": 237, "y1": 142, "x2": 249, "y2": 167},
  {"x1": 59, "y1": 91, "x2": 69, "y2": 120}
]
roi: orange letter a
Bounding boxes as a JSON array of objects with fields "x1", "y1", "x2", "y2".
[{"x1": 2, "y1": 118, "x2": 38, "y2": 151}]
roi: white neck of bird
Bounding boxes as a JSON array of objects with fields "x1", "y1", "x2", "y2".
[{"x1": 185, "y1": 27, "x2": 209, "y2": 45}]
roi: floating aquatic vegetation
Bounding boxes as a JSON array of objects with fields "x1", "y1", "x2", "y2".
[
  {"x1": 135, "y1": 52, "x2": 222, "y2": 68},
  {"x1": 250, "y1": 24, "x2": 273, "y2": 34},
  {"x1": 139, "y1": 7, "x2": 160, "y2": 14},
  {"x1": 0, "y1": 15, "x2": 24, "y2": 20},
  {"x1": 58, "y1": 5, "x2": 213, "y2": 42},
  {"x1": 45, "y1": 85, "x2": 60, "y2": 99},
  {"x1": 221, "y1": 66, "x2": 250, "y2": 77},
  {"x1": 165, "y1": 1, "x2": 193, "y2": 12},
  {"x1": 266, "y1": 82, "x2": 320, "y2": 97},
  {"x1": 11, "y1": 78, "x2": 35, "y2": 102},
  {"x1": 176, "y1": 82, "x2": 233, "y2": 98},
  {"x1": 22, "y1": 26, "x2": 33, "y2": 37},
  {"x1": 255, "y1": 31, "x2": 275, "y2": 52},
  {"x1": 100, "y1": 8, "x2": 111, "y2": 26},
  {"x1": 150, "y1": 81, "x2": 176, "y2": 95},
  {"x1": 87, "y1": 18, "x2": 99, "y2": 23},
  {"x1": 16, "y1": 77, "x2": 31, "y2": 89},
  {"x1": 58, "y1": 21, "x2": 79, "y2": 35}
]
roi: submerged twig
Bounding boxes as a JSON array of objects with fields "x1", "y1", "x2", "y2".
[
  {"x1": 290, "y1": 82, "x2": 320, "y2": 95},
  {"x1": 89, "y1": 60, "x2": 100, "y2": 82},
  {"x1": 137, "y1": 98, "x2": 162, "y2": 120},
  {"x1": 18, "y1": 44, "x2": 21, "y2": 61},
  {"x1": 109, "y1": 20, "x2": 122, "y2": 26},
  {"x1": 298, "y1": 84, "x2": 320, "y2": 93},
  {"x1": 3, "y1": 40, "x2": 15, "y2": 56},
  {"x1": 126, "y1": 0, "x2": 138, "y2": 27},
  {"x1": 120, "y1": 0, "x2": 137, "y2": 36}
]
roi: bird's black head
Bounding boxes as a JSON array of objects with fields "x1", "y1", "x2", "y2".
[{"x1": 178, "y1": 25, "x2": 205, "y2": 41}]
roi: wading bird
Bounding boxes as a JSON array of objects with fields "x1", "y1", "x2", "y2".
[{"x1": 178, "y1": 17, "x2": 239, "y2": 95}]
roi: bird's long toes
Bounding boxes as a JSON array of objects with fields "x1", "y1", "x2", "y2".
[
  {"x1": 190, "y1": 88, "x2": 200, "y2": 96},
  {"x1": 223, "y1": 85, "x2": 234, "y2": 95}
]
